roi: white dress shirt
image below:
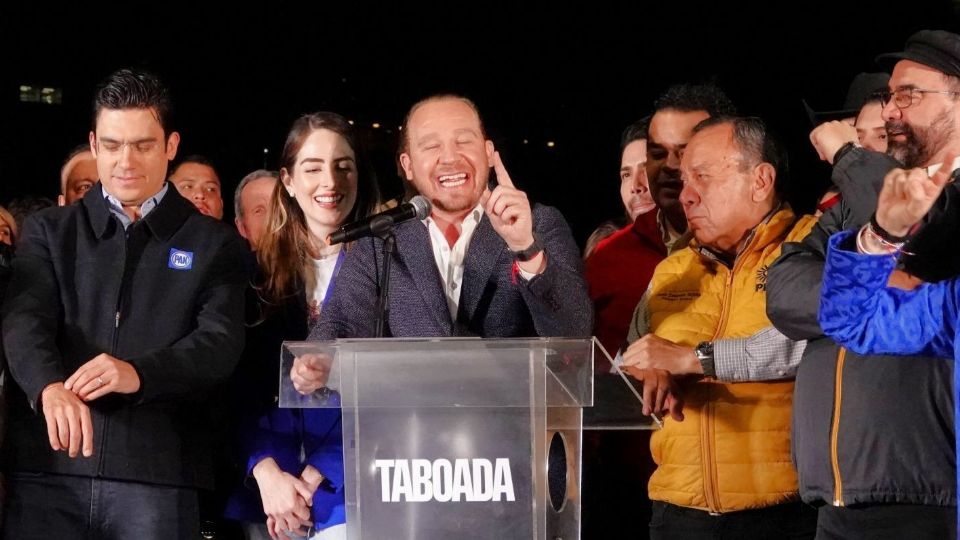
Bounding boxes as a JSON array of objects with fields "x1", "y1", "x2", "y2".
[{"x1": 423, "y1": 205, "x2": 485, "y2": 319}]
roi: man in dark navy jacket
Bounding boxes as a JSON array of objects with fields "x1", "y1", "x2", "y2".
[{"x1": 1, "y1": 69, "x2": 247, "y2": 539}]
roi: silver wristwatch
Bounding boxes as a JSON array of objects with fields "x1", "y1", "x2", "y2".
[{"x1": 695, "y1": 341, "x2": 716, "y2": 378}]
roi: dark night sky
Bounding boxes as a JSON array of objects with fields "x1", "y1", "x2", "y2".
[{"x1": 2, "y1": 2, "x2": 958, "y2": 244}]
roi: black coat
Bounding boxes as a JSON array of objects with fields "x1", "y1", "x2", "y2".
[{"x1": 1, "y1": 184, "x2": 247, "y2": 489}]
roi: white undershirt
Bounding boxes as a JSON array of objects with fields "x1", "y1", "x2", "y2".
[
  {"x1": 423, "y1": 205, "x2": 484, "y2": 319},
  {"x1": 305, "y1": 249, "x2": 341, "y2": 323}
]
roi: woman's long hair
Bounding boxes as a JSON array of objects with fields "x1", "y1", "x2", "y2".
[{"x1": 257, "y1": 112, "x2": 379, "y2": 306}]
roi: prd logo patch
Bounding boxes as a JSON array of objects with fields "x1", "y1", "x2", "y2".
[{"x1": 168, "y1": 248, "x2": 194, "y2": 270}]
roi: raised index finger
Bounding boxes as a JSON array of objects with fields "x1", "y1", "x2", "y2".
[
  {"x1": 491, "y1": 151, "x2": 515, "y2": 189},
  {"x1": 930, "y1": 152, "x2": 959, "y2": 189}
]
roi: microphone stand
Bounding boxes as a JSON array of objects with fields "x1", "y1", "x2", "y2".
[{"x1": 371, "y1": 215, "x2": 396, "y2": 338}]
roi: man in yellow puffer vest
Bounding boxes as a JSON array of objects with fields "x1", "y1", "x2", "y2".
[{"x1": 622, "y1": 116, "x2": 818, "y2": 539}]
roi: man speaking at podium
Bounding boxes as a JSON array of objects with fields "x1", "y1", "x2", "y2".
[
  {"x1": 294, "y1": 94, "x2": 591, "y2": 367},
  {"x1": 287, "y1": 95, "x2": 592, "y2": 540}
]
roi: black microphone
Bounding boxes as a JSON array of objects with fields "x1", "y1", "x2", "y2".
[{"x1": 328, "y1": 195, "x2": 432, "y2": 245}]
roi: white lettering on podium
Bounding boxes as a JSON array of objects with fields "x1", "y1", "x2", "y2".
[
  {"x1": 433, "y1": 459, "x2": 453, "y2": 502},
  {"x1": 375, "y1": 458, "x2": 516, "y2": 502},
  {"x1": 392, "y1": 457, "x2": 413, "y2": 501},
  {"x1": 451, "y1": 458, "x2": 471, "y2": 501},
  {"x1": 374, "y1": 460, "x2": 394, "y2": 502},
  {"x1": 493, "y1": 458, "x2": 516, "y2": 502},
  {"x1": 411, "y1": 459, "x2": 432, "y2": 502}
]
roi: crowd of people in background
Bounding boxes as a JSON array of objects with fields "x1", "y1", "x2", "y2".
[{"x1": 0, "y1": 27, "x2": 958, "y2": 540}]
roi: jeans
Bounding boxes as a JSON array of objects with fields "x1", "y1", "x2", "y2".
[{"x1": 2, "y1": 471, "x2": 199, "y2": 540}]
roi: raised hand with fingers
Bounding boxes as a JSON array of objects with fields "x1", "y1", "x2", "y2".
[
  {"x1": 481, "y1": 151, "x2": 544, "y2": 273},
  {"x1": 63, "y1": 352, "x2": 141, "y2": 402},
  {"x1": 876, "y1": 153, "x2": 957, "y2": 238}
]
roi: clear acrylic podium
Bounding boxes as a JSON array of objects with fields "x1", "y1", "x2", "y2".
[{"x1": 280, "y1": 337, "x2": 593, "y2": 540}]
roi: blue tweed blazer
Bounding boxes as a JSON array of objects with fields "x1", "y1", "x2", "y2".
[{"x1": 311, "y1": 204, "x2": 592, "y2": 339}]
